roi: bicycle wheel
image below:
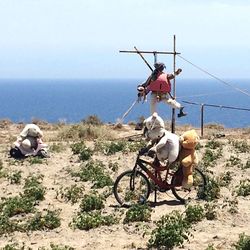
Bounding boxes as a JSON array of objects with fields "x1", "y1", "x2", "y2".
[
  {"x1": 113, "y1": 170, "x2": 151, "y2": 207},
  {"x1": 171, "y1": 168, "x2": 206, "y2": 203}
]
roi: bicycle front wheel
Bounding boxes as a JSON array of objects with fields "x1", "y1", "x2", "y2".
[
  {"x1": 171, "y1": 168, "x2": 206, "y2": 203},
  {"x1": 113, "y1": 170, "x2": 151, "y2": 207}
]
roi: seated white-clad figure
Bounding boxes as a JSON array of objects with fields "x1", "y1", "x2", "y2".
[
  {"x1": 10, "y1": 124, "x2": 48, "y2": 158},
  {"x1": 143, "y1": 113, "x2": 179, "y2": 164}
]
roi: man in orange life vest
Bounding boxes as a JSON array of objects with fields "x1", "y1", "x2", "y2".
[{"x1": 137, "y1": 62, "x2": 186, "y2": 118}]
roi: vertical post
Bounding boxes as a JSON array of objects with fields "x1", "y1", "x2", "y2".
[
  {"x1": 171, "y1": 35, "x2": 176, "y2": 133},
  {"x1": 153, "y1": 52, "x2": 157, "y2": 64},
  {"x1": 154, "y1": 170, "x2": 157, "y2": 204},
  {"x1": 201, "y1": 104, "x2": 204, "y2": 137}
]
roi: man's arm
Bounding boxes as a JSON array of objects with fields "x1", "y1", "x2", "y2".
[{"x1": 167, "y1": 68, "x2": 182, "y2": 80}]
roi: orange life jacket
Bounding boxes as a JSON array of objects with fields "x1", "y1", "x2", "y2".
[{"x1": 147, "y1": 72, "x2": 171, "y2": 93}]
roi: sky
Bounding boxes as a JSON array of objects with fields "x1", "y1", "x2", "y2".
[{"x1": 0, "y1": 0, "x2": 250, "y2": 79}]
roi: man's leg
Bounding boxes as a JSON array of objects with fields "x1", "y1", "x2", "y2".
[
  {"x1": 162, "y1": 94, "x2": 187, "y2": 117},
  {"x1": 150, "y1": 92, "x2": 158, "y2": 115}
]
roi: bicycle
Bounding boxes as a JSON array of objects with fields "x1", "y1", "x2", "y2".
[{"x1": 113, "y1": 150, "x2": 206, "y2": 207}]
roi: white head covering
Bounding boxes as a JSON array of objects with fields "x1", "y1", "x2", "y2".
[
  {"x1": 143, "y1": 112, "x2": 165, "y2": 140},
  {"x1": 19, "y1": 124, "x2": 43, "y2": 139}
]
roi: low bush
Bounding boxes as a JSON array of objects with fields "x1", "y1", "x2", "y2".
[
  {"x1": 22, "y1": 175, "x2": 46, "y2": 201},
  {"x1": 229, "y1": 140, "x2": 250, "y2": 153},
  {"x1": 226, "y1": 156, "x2": 243, "y2": 168},
  {"x1": 81, "y1": 115, "x2": 103, "y2": 126},
  {"x1": 204, "y1": 202, "x2": 218, "y2": 220},
  {"x1": 80, "y1": 193, "x2": 105, "y2": 212},
  {"x1": 0, "y1": 196, "x2": 35, "y2": 217},
  {"x1": 235, "y1": 180, "x2": 250, "y2": 197},
  {"x1": 26, "y1": 210, "x2": 61, "y2": 231},
  {"x1": 204, "y1": 177, "x2": 221, "y2": 201},
  {"x1": 123, "y1": 204, "x2": 152, "y2": 224},
  {"x1": 184, "y1": 204, "x2": 204, "y2": 224},
  {"x1": 222, "y1": 197, "x2": 238, "y2": 214},
  {"x1": 72, "y1": 160, "x2": 113, "y2": 188},
  {"x1": 71, "y1": 211, "x2": 117, "y2": 230},
  {"x1": 242, "y1": 159, "x2": 250, "y2": 170},
  {"x1": 94, "y1": 140, "x2": 147, "y2": 155},
  {"x1": 219, "y1": 171, "x2": 233, "y2": 187},
  {"x1": 205, "y1": 139, "x2": 222, "y2": 150},
  {"x1": 58, "y1": 124, "x2": 115, "y2": 141},
  {"x1": 0, "y1": 214, "x2": 23, "y2": 235},
  {"x1": 39, "y1": 243, "x2": 75, "y2": 250},
  {"x1": 148, "y1": 210, "x2": 191, "y2": 249},
  {"x1": 49, "y1": 143, "x2": 65, "y2": 153},
  {"x1": 57, "y1": 185, "x2": 85, "y2": 204},
  {"x1": 7, "y1": 170, "x2": 22, "y2": 184},
  {"x1": 70, "y1": 142, "x2": 92, "y2": 162},
  {"x1": 233, "y1": 233, "x2": 250, "y2": 250}
]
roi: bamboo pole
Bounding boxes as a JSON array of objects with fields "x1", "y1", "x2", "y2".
[
  {"x1": 171, "y1": 35, "x2": 176, "y2": 133},
  {"x1": 201, "y1": 104, "x2": 204, "y2": 137},
  {"x1": 119, "y1": 50, "x2": 180, "y2": 55}
]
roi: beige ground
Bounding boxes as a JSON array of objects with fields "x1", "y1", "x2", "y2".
[{"x1": 0, "y1": 122, "x2": 249, "y2": 249}]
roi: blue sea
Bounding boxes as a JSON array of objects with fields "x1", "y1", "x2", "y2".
[{"x1": 0, "y1": 79, "x2": 249, "y2": 128}]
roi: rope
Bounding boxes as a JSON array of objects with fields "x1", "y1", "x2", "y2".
[
  {"x1": 177, "y1": 54, "x2": 250, "y2": 98},
  {"x1": 177, "y1": 90, "x2": 236, "y2": 99},
  {"x1": 117, "y1": 99, "x2": 138, "y2": 124},
  {"x1": 182, "y1": 100, "x2": 250, "y2": 111}
]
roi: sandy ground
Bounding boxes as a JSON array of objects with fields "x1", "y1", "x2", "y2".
[{"x1": 0, "y1": 122, "x2": 249, "y2": 249}]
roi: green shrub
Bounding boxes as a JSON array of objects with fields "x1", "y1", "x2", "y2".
[
  {"x1": 235, "y1": 180, "x2": 250, "y2": 197},
  {"x1": 94, "y1": 140, "x2": 126, "y2": 155},
  {"x1": 201, "y1": 148, "x2": 222, "y2": 169},
  {"x1": 148, "y1": 210, "x2": 191, "y2": 249},
  {"x1": 0, "y1": 214, "x2": 22, "y2": 235},
  {"x1": 108, "y1": 161, "x2": 120, "y2": 172},
  {"x1": 1, "y1": 243, "x2": 19, "y2": 250},
  {"x1": 28, "y1": 157, "x2": 44, "y2": 165},
  {"x1": 39, "y1": 243, "x2": 75, "y2": 250},
  {"x1": 71, "y1": 211, "x2": 117, "y2": 230},
  {"x1": 95, "y1": 140, "x2": 147, "y2": 155},
  {"x1": 226, "y1": 156, "x2": 243, "y2": 168},
  {"x1": 230, "y1": 140, "x2": 250, "y2": 153},
  {"x1": 7, "y1": 170, "x2": 22, "y2": 184},
  {"x1": 57, "y1": 185, "x2": 85, "y2": 204},
  {"x1": 22, "y1": 175, "x2": 46, "y2": 201},
  {"x1": 123, "y1": 204, "x2": 152, "y2": 224},
  {"x1": 80, "y1": 193, "x2": 105, "y2": 212},
  {"x1": 50, "y1": 143, "x2": 65, "y2": 153},
  {"x1": 204, "y1": 202, "x2": 218, "y2": 220},
  {"x1": 59, "y1": 124, "x2": 114, "y2": 141},
  {"x1": 205, "y1": 244, "x2": 216, "y2": 250},
  {"x1": 233, "y1": 233, "x2": 250, "y2": 250},
  {"x1": 205, "y1": 139, "x2": 222, "y2": 149},
  {"x1": 0, "y1": 196, "x2": 35, "y2": 217},
  {"x1": 184, "y1": 204, "x2": 204, "y2": 224},
  {"x1": 70, "y1": 142, "x2": 92, "y2": 162},
  {"x1": 242, "y1": 159, "x2": 250, "y2": 170},
  {"x1": 204, "y1": 177, "x2": 220, "y2": 201},
  {"x1": 26, "y1": 210, "x2": 61, "y2": 231},
  {"x1": 222, "y1": 197, "x2": 238, "y2": 214},
  {"x1": 72, "y1": 160, "x2": 113, "y2": 188},
  {"x1": 81, "y1": 115, "x2": 103, "y2": 126},
  {"x1": 219, "y1": 171, "x2": 233, "y2": 187}
]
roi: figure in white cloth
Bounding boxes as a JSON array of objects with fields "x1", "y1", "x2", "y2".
[
  {"x1": 10, "y1": 124, "x2": 49, "y2": 159},
  {"x1": 142, "y1": 112, "x2": 180, "y2": 164}
]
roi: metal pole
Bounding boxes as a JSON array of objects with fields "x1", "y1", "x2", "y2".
[
  {"x1": 201, "y1": 104, "x2": 204, "y2": 137},
  {"x1": 153, "y1": 52, "x2": 157, "y2": 64},
  {"x1": 171, "y1": 35, "x2": 176, "y2": 133}
]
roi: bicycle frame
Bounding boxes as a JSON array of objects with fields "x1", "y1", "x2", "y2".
[{"x1": 132, "y1": 154, "x2": 180, "y2": 190}]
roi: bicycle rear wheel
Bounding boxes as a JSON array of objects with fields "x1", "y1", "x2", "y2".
[
  {"x1": 171, "y1": 168, "x2": 206, "y2": 203},
  {"x1": 113, "y1": 170, "x2": 151, "y2": 207}
]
